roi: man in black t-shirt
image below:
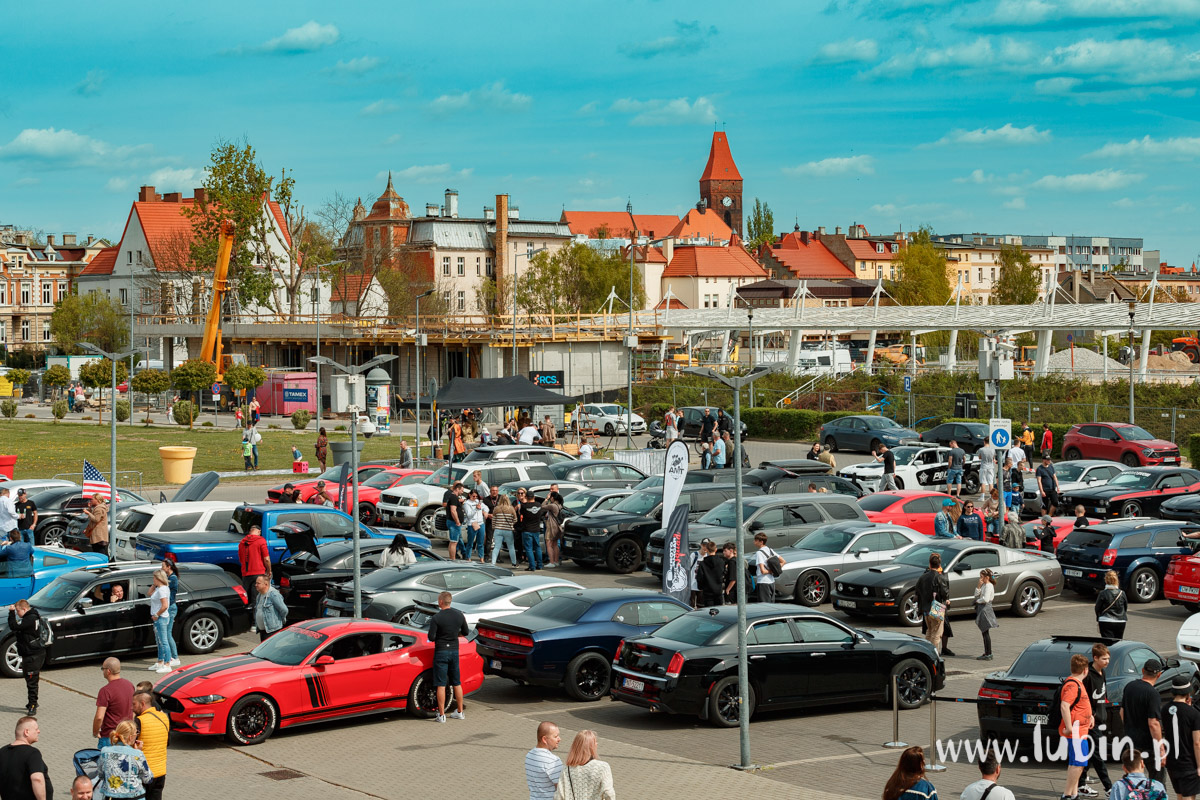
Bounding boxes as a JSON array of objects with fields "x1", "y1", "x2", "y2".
[
  {"x1": 425, "y1": 591, "x2": 468, "y2": 724},
  {"x1": 1080, "y1": 643, "x2": 1113, "y2": 793},
  {"x1": 442, "y1": 482, "x2": 464, "y2": 561},
  {"x1": 874, "y1": 443, "x2": 898, "y2": 491},
  {"x1": 1162, "y1": 675, "x2": 1200, "y2": 800},
  {"x1": 1122, "y1": 658, "x2": 1166, "y2": 783},
  {"x1": 13, "y1": 490, "x2": 35, "y2": 545},
  {"x1": 1036, "y1": 457, "x2": 1060, "y2": 515},
  {"x1": 0, "y1": 716, "x2": 52, "y2": 800}
]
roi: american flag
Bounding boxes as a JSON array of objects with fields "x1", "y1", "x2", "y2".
[{"x1": 82, "y1": 460, "x2": 112, "y2": 500}]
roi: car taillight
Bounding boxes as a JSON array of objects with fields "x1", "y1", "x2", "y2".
[
  {"x1": 478, "y1": 627, "x2": 533, "y2": 648},
  {"x1": 280, "y1": 575, "x2": 291, "y2": 588},
  {"x1": 1101, "y1": 549, "x2": 1118, "y2": 566},
  {"x1": 613, "y1": 639, "x2": 625, "y2": 664},
  {"x1": 666, "y1": 652, "x2": 685, "y2": 678},
  {"x1": 978, "y1": 687, "x2": 1011, "y2": 701},
  {"x1": 233, "y1": 585, "x2": 249, "y2": 604}
]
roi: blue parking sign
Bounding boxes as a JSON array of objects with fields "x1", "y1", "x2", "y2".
[{"x1": 903, "y1": 375, "x2": 912, "y2": 393}]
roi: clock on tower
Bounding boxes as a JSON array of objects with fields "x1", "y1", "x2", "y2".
[{"x1": 699, "y1": 132, "x2": 743, "y2": 237}]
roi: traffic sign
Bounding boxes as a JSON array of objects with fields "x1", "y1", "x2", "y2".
[
  {"x1": 211, "y1": 383, "x2": 221, "y2": 395},
  {"x1": 989, "y1": 418, "x2": 1012, "y2": 449},
  {"x1": 903, "y1": 375, "x2": 912, "y2": 393},
  {"x1": 1066, "y1": 333, "x2": 1074, "y2": 343}
]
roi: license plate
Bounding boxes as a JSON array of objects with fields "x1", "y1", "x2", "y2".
[
  {"x1": 117, "y1": 540, "x2": 126, "y2": 548},
  {"x1": 324, "y1": 608, "x2": 341, "y2": 617},
  {"x1": 490, "y1": 659, "x2": 502, "y2": 670},
  {"x1": 835, "y1": 599, "x2": 857, "y2": 609},
  {"x1": 1023, "y1": 713, "x2": 1049, "y2": 726},
  {"x1": 1064, "y1": 569, "x2": 1083, "y2": 577},
  {"x1": 622, "y1": 677, "x2": 645, "y2": 692},
  {"x1": 1094, "y1": 508, "x2": 1106, "y2": 515},
  {"x1": 650, "y1": 555, "x2": 661, "y2": 565},
  {"x1": 1182, "y1": 586, "x2": 1200, "y2": 595}
]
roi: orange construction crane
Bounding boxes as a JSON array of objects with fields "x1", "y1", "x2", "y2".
[{"x1": 199, "y1": 220, "x2": 247, "y2": 382}]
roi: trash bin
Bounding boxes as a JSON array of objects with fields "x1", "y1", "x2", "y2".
[
  {"x1": 159, "y1": 446, "x2": 197, "y2": 484},
  {"x1": 0, "y1": 455, "x2": 16, "y2": 479},
  {"x1": 328, "y1": 440, "x2": 365, "y2": 467}
]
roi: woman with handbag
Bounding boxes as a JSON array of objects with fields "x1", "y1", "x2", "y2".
[
  {"x1": 974, "y1": 568, "x2": 998, "y2": 661},
  {"x1": 554, "y1": 730, "x2": 615, "y2": 800},
  {"x1": 1095, "y1": 570, "x2": 1127, "y2": 639}
]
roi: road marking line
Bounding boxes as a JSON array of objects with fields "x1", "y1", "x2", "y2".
[{"x1": 765, "y1": 750, "x2": 890, "y2": 769}]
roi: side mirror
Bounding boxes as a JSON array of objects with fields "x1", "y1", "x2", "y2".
[
  {"x1": 316, "y1": 655, "x2": 335, "y2": 667},
  {"x1": 749, "y1": 521, "x2": 764, "y2": 532},
  {"x1": 1167, "y1": 656, "x2": 1182, "y2": 669},
  {"x1": 76, "y1": 598, "x2": 93, "y2": 613},
  {"x1": 854, "y1": 547, "x2": 869, "y2": 557},
  {"x1": 952, "y1": 565, "x2": 966, "y2": 573}
]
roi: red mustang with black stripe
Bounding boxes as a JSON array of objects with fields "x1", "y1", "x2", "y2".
[{"x1": 152, "y1": 618, "x2": 484, "y2": 745}]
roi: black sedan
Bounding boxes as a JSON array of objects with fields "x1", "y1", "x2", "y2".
[
  {"x1": 977, "y1": 635, "x2": 1198, "y2": 745},
  {"x1": 677, "y1": 406, "x2": 747, "y2": 440},
  {"x1": 610, "y1": 605, "x2": 944, "y2": 727},
  {"x1": 320, "y1": 561, "x2": 511, "y2": 622},
  {"x1": 1162, "y1": 493, "x2": 1200, "y2": 523},
  {"x1": 920, "y1": 422, "x2": 989, "y2": 453},
  {"x1": 547, "y1": 460, "x2": 647, "y2": 489},
  {"x1": 1, "y1": 562, "x2": 250, "y2": 677},
  {"x1": 1061, "y1": 466, "x2": 1200, "y2": 519},
  {"x1": 31, "y1": 486, "x2": 148, "y2": 547}
]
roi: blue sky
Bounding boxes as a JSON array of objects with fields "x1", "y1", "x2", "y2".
[{"x1": 2, "y1": 0, "x2": 1199, "y2": 266}]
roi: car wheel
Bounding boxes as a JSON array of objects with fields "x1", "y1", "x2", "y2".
[
  {"x1": 416, "y1": 509, "x2": 438, "y2": 537},
  {"x1": 869, "y1": 438, "x2": 882, "y2": 454},
  {"x1": 182, "y1": 612, "x2": 223, "y2": 654},
  {"x1": 964, "y1": 473, "x2": 980, "y2": 495},
  {"x1": 1011, "y1": 581, "x2": 1043, "y2": 618},
  {"x1": 38, "y1": 523, "x2": 66, "y2": 548},
  {"x1": 890, "y1": 658, "x2": 932, "y2": 709},
  {"x1": 795, "y1": 570, "x2": 829, "y2": 607},
  {"x1": 824, "y1": 436, "x2": 838, "y2": 453},
  {"x1": 393, "y1": 607, "x2": 420, "y2": 626},
  {"x1": 225, "y1": 693, "x2": 279, "y2": 745},
  {"x1": 1131, "y1": 567, "x2": 1159, "y2": 603},
  {"x1": 707, "y1": 675, "x2": 755, "y2": 728},
  {"x1": 1185, "y1": 602, "x2": 1200, "y2": 614},
  {"x1": 407, "y1": 669, "x2": 451, "y2": 718},
  {"x1": 1064, "y1": 448, "x2": 1082, "y2": 461},
  {"x1": 1, "y1": 638, "x2": 22, "y2": 679},
  {"x1": 1121, "y1": 452, "x2": 1141, "y2": 468},
  {"x1": 604, "y1": 423, "x2": 615, "y2": 436},
  {"x1": 605, "y1": 537, "x2": 643, "y2": 574},
  {"x1": 358, "y1": 502, "x2": 376, "y2": 524},
  {"x1": 899, "y1": 591, "x2": 922, "y2": 627},
  {"x1": 893, "y1": 476, "x2": 905, "y2": 490},
  {"x1": 564, "y1": 653, "x2": 611, "y2": 702},
  {"x1": 1121, "y1": 500, "x2": 1143, "y2": 518}
]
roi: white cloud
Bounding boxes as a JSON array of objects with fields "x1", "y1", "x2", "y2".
[
  {"x1": 871, "y1": 203, "x2": 898, "y2": 215},
  {"x1": 815, "y1": 37, "x2": 879, "y2": 64},
  {"x1": 360, "y1": 100, "x2": 401, "y2": 116},
  {"x1": 326, "y1": 56, "x2": 382, "y2": 75},
  {"x1": 75, "y1": 69, "x2": 106, "y2": 96},
  {"x1": 610, "y1": 97, "x2": 717, "y2": 126},
  {"x1": 1032, "y1": 168, "x2": 1144, "y2": 191},
  {"x1": 1034, "y1": 77, "x2": 1083, "y2": 95},
  {"x1": 1003, "y1": 196, "x2": 1027, "y2": 209},
  {"x1": 1112, "y1": 197, "x2": 1137, "y2": 208},
  {"x1": 989, "y1": 0, "x2": 1200, "y2": 27},
  {"x1": 577, "y1": 101, "x2": 598, "y2": 114},
  {"x1": 783, "y1": 155, "x2": 875, "y2": 177},
  {"x1": 105, "y1": 177, "x2": 130, "y2": 192},
  {"x1": 0, "y1": 128, "x2": 154, "y2": 169},
  {"x1": 1037, "y1": 37, "x2": 1200, "y2": 85},
  {"x1": 620, "y1": 20, "x2": 717, "y2": 59},
  {"x1": 430, "y1": 82, "x2": 531, "y2": 114},
  {"x1": 379, "y1": 164, "x2": 474, "y2": 184},
  {"x1": 147, "y1": 167, "x2": 201, "y2": 189},
  {"x1": 935, "y1": 123, "x2": 1051, "y2": 146},
  {"x1": 260, "y1": 21, "x2": 339, "y2": 54},
  {"x1": 13, "y1": 177, "x2": 39, "y2": 187},
  {"x1": 868, "y1": 36, "x2": 1036, "y2": 77},
  {"x1": 953, "y1": 168, "x2": 994, "y2": 184},
  {"x1": 1088, "y1": 135, "x2": 1200, "y2": 159}
]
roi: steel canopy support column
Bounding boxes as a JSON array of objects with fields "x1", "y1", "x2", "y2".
[
  {"x1": 787, "y1": 330, "x2": 802, "y2": 372},
  {"x1": 1139, "y1": 329, "x2": 1152, "y2": 379},
  {"x1": 1033, "y1": 330, "x2": 1052, "y2": 377},
  {"x1": 946, "y1": 330, "x2": 958, "y2": 373},
  {"x1": 865, "y1": 330, "x2": 877, "y2": 376}
]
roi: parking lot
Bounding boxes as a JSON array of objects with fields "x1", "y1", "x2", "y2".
[{"x1": 14, "y1": 447, "x2": 1195, "y2": 800}]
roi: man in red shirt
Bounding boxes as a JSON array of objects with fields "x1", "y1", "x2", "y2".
[
  {"x1": 1060, "y1": 653, "x2": 1095, "y2": 800},
  {"x1": 92, "y1": 657, "x2": 135, "y2": 748},
  {"x1": 1041, "y1": 423, "x2": 1054, "y2": 459},
  {"x1": 237, "y1": 525, "x2": 271, "y2": 602}
]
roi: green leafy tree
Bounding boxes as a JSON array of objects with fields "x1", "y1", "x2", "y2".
[
  {"x1": 516, "y1": 243, "x2": 646, "y2": 315},
  {"x1": 173, "y1": 400, "x2": 198, "y2": 427},
  {"x1": 130, "y1": 368, "x2": 171, "y2": 422},
  {"x1": 170, "y1": 360, "x2": 218, "y2": 430},
  {"x1": 51, "y1": 399, "x2": 67, "y2": 422},
  {"x1": 222, "y1": 363, "x2": 266, "y2": 396},
  {"x1": 78, "y1": 359, "x2": 128, "y2": 425},
  {"x1": 49, "y1": 293, "x2": 130, "y2": 354},
  {"x1": 993, "y1": 244, "x2": 1041, "y2": 305},
  {"x1": 43, "y1": 364, "x2": 71, "y2": 397},
  {"x1": 7, "y1": 369, "x2": 30, "y2": 394},
  {"x1": 886, "y1": 227, "x2": 951, "y2": 307},
  {"x1": 746, "y1": 198, "x2": 775, "y2": 251}
]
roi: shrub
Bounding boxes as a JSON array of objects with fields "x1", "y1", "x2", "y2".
[
  {"x1": 335, "y1": 425, "x2": 346, "y2": 431},
  {"x1": 268, "y1": 424, "x2": 280, "y2": 430},
  {"x1": 738, "y1": 408, "x2": 864, "y2": 441},
  {"x1": 1191, "y1": 434, "x2": 1200, "y2": 469},
  {"x1": 24, "y1": 414, "x2": 35, "y2": 419},
  {"x1": 291, "y1": 409, "x2": 312, "y2": 430},
  {"x1": 51, "y1": 399, "x2": 67, "y2": 421},
  {"x1": 0, "y1": 400, "x2": 16, "y2": 419},
  {"x1": 115, "y1": 400, "x2": 130, "y2": 423},
  {"x1": 44, "y1": 364, "x2": 71, "y2": 393},
  {"x1": 172, "y1": 400, "x2": 198, "y2": 426},
  {"x1": 81, "y1": 415, "x2": 92, "y2": 420},
  {"x1": 202, "y1": 421, "x2": 214, "y2": 427}
]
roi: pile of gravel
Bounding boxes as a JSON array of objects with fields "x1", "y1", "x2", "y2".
[{"x1": 1044, "y1": 347, "x2": 1125, "y2": 374}]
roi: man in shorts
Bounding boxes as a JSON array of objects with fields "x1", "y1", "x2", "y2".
[
  {"x1": 442, "y1": 482, "x2": 465, "y2": 561},
  {"x1": 425, "y1": 591, "x2": 468, "y2": 723},
  {"x1": 1060, "y1": 653, "x2": 1095, "y2": 800},
  {"x1": 946, "y1": 439, "x2": 966, "y2": 499}
]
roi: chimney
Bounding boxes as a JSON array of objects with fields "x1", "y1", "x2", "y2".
[
  {"x1": 663, "y1": 237, "x2": 674, "y2": 264},
  {"x1": 849, "y1": 222, "x2": 858, "y2": 238},
  {"x1": 163, "y1": 192, "x2": 182, "y2": 203},
  {"x1": 444, "y1": 189, "x2": 459, "y2": 219},
  {"x1": 1073, "y1": 273, "x2": 1080, "y2": 303},
  {"x1": 835, "y1": 226, "x2": 842, "y2": 235},
  {"x1": 426, "y1": 203, "x2": 440, "y2": 217},
  {"x1": 483, "y1": 206, "x2": 495, "y2": 220},
  {"x1": 193, "y1": 187, "x2": 207, "y2": 206},
  {"x1": 46, "y1": 234, "x2": 55, "y2": 246},
  {"x1": 63, "y1": 233, "x2": 77, "y2": 246},
  {"x1": 800, "y1": 230, "x2": 810, "y2": 245},
  {"x1": 509, "y1": 206, "x2": 519, "y2": 220},
  {"x1": 138, "y1": 185, "x2": 158, "y2": 202},
  {"x1": 495, "y1": 194, "x2": 509, "y2": 288},
  {"x1": 87, "y1": 235, "x2": 95, "y2": 245},
  {"x1": 817, "y1": 226, "x2": 826, "y2": 236}
]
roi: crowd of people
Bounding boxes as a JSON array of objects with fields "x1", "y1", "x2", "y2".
[{"x1": 438, "y1": 471, "x2": 568, "y2": 570}]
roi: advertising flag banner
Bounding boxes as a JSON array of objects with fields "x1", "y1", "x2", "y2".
[
  {"x1": 660, "y1": 440, "x2": 690, "y2": 529},
  {"x1": 661, "y1": 505, "x2": 691, "y2": 604}
]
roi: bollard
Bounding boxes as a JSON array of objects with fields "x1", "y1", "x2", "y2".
[
  {"x1": 883, "y1": 673, "x2": 907, "y2": 748},
  {"x1": 925, "y1": 696, "x2": 946, "y2": 772}
]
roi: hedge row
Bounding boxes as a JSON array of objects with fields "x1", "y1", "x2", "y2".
[{"x1": 737, "y1": 408, "x2": 861, "y2": 441}]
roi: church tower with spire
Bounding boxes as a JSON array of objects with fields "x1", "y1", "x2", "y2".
[{"x1": 699, "y1": 132, "x2": 743, "y2": 237}]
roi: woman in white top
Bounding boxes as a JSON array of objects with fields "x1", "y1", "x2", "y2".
[
  {"x1": 973, "y1": 568, "x2": 998, "y2": 662},
  {"x1": 554, "y1": 729, "x2": 615, "y2": 800},
  {"x1": 461, "y1": 491, "x2": 487, "y2": 561},
  {"x1": 380, "y1": 533, "x2": 417, "y2": 567},
  {"x1": 149, "y1": 569, "x2": 174, "y2": 673}
]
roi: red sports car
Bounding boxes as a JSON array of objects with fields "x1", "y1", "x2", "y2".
[
  {"x1": 857, "y1": 490, "x2": 981, "y2": 536},
  {"x1": 1166, "y1": 553, "x2": 1200, "y2": 612},
  {"x1": 153, "y1": 618, "x2": 483, "y2": 745},
  {"x1": 268, "y1": 466, "x2": 430, "y2": 522}
]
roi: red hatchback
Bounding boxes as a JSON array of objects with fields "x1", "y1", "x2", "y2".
[
  {"x1": 1166, "y1": 553, "x2": 1200, "y2": 612},
  {"x1": 857, "y1": 490, "x2": 982, "y2": 536},
  {"x1": 1062, "y1": 422, "x2": 1181, "y2": 467}
]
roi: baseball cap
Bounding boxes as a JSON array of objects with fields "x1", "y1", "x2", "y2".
[
  {"x1": 1041, "y1": 515, "x2": 1053, "y2": 523},
  {"x1": 1144, "y1": 658, "x2": 1164, "y2": 674},
  {"x1": 15, "y1": 488, "x2": 25, "y2": 495},
  {"x1": 1171, "y1": 675, "x2": 1192, "y2": 694},
  {"x1": 701, "y1": 538, "x2": 714, "y2": 546},
  {"x1": 941, "y1": 498, "x2": 957, "y2": 507},
  {"x1": 283, "y1": 483, "x2": 294, "y2": 490}
]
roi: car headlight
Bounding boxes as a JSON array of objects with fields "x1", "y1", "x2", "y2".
[
  {"x1": 1142, "y1": 448, "x2": 1154, "y2": 456},
  {"x1": 882, "y1": 588, "x2": 892, "y2": 598},
  {"x1": 599, "y1": 528, "x2": 609, "y2": 535},
  {"x1": 836, "y1": 583, "x2": 844, "y2": 592},
  {"x1": 404, "y1": 498, "x2": 419, "y2": 507},
  {"x1": 188, "y1": 694, "x2": 226, "y2": 705}
]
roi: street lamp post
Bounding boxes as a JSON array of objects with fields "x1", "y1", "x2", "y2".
[
  {"x1": 682, "y1": 360, "x2": 782, "y2": 771},
  {"x1": 309, "y1": 353, "x2": 397, "y2": 618},
  {"x1": 1128, "y1": 301, "x2": 1136, "y2": 424},
  {"x1": 415, "y1": 289, "x2": 434, "y2": 460},
  {"x1": 79, "y1": 342, "x2": 137, "y2": 559}
]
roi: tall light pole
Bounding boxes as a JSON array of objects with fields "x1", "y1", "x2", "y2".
[
  {"x1": 683, "y1": 360, "x2": 781, "y2": 771},
  {"x1": 309, "y1": 353, "x2": 397, "y2": 618},
  {"x1": 79, "y1": 342, "x2": 137, "y2": 559},
  {"x1": 510, "y1": 247, "x2": 549, "y2": 377},
  {"x1": 1128, "y1": 301, "x2": 1136, "y2": 424},
  {"x1": 415, "y1": 289, "x2": 434, "y2": 460}
]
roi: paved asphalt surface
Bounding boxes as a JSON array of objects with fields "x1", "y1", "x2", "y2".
[{"x1": 8, "y1": 437, "x2": 1186, "y2": 800}]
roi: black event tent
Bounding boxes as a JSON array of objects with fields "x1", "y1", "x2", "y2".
[{"x1": 434, "y1": 376, "x2": 575, "y2": 408}]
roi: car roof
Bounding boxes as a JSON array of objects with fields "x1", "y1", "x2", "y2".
[
  {"x1": 744, "y1": 493, "x2": 856, "y2": 506},
  {"x1": 125, "y1": 501, "x2": 240, "y2": 514},
  {"x1": 74, "y1": 561, "x2": 225, "y2": 578},
  {"x1": 1018, "y1": 635, "x2": 1135, "y2": 656},
  {"x1": 554, "y1": 459, "x2": 645, "y2": 471},
  {"x1": 571, "y1": 487, "x2": 632, "y2": 498},
  {"x1": 471, "y1": 445, "x2": 563, "y2": 454},
  {"x1": 559, "y1": 587, "x2": 679, "y2": 603},
  {"x1": 694, "y1": 603, "x2": 834, "y2": 622},
  {"x1": 1086, "y1": 518, "x2": 1192, "y2": 534},
  {"x1": 491, "y1": 574, "x2": 582, "y2": 590},
  {"x1": 870, "y1": 490, "x2": 948, "y2": 499},
  {"x1": 291, "y1": 618, "x2": 422, "y2": 637}
]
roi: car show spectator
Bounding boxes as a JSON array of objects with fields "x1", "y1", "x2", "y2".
[
  {"x1": 1095, "y1": 570, "x2": 1128, "y2": 640},
  {"x1": 381, "y1": 533, "x2": 417, "y2": 567},
  {"x1": 93, "y1": 657, "x2": 135, "y2": 748},
  {"x1": 1110, "y1": 751, "x2": 1167, "y2": 800},
  {"x1": 427, "y1": 591, "x2": 468, "y2": 723},
  {"x1": 253, "y1": 575, "x2": 288, "y2": 642},
  {"x1": 132, "y1": 691, "x2": 169, "y2": 800},
  {"x1": 0, "y1": 717, "x2": 51, "y2": 800},
  {"x1": 946, "y1": 440, "x2": 966, "y2": 498},
  {"x1": 83, "y1": 495, "x2": 109, "y2": 556},
  {"x1": 7, "y1": 600, "x2": 44, "y2": 715},
  {"x1": 526, "y1": 721, "x2": 564, "y2": 800},
  {"x1": 1041, "y1": 422, "x2": 1054, "y2": 459},
  {"x1": 314, "y1": 427, "x2": 328, "y2": 470},
  {"x1": 973, "y1": 569, "x2": 997, "y2": 661},
  {"x1": 149, "y1": 569, "x2": 172, "y2": 673},
  {"x1": 553, "y1": 729, "x2": 615, "y2": 800},
  {"x1": 516, "y1": 488, "x2": 544, "y2": 571},
  {"x1": 237, "y1": 524, "x2": 271, "y2": 600},
  {"x1": 959, "y1": 755, "x2": 1014, "y2": 800},
  {"x1": 443, "y1": 482, "x2": 465, "y2": 561},
  {"x1": 697, "y1": 539, "x2": 727, "y2": 607},
  {"x1": 1020, "y1": 423, "x2": 1036, "y2": 466},
  {"x1": 490, "y1": 495, "x2": 519, "y2": 567},
  {"x1": 752, "y1": 532, "x2": 778, "y2": 603},
  {"x1": 160, "y1": 559, "x2": 180, "y2": 668},
  {"x1": 13, "y1": 489, "x2": 35, "y2": 545},
  {"x1": 916, "y1": 552, "x2": 951, "y2": 655},
  {"x1": 976, "y1": 442, "x2": 996, "y2": 499},
  {"x1": 0, "y1": 529, "x2": 33, "y2": 578},
  {"x1": 883, "y1": 745, "x2": 938, "y2": 800},
  {"x1": 462, "y1": 489, "x2": 487, "y2": 562},
  {"x1": 97, "y1": 720, "x2": 152, "y2": 799},
  {"x1": 70, "y1": 774, "x2": 93, "y2": 800},
  {"x1": 874, "y1": 443, "x2": 898, "y2": 491},
  {"x1": 1080, "y1": 643, "x2": 1113, "y2": 796},
  {"x1": 1058, "y1": 654, "x2": 1094, "y2": 800},
  {"x1": 1121, "y1": 658, "x2": 1166, "y2": 785},
  {"x1": 818, "y1": 444, "x2": 836, "y2": 473},
  {"x1": 957, "y1": 501, "x2": 983, "y2": 540},
  {"x1": 1036, "y1": 456, "x2": 1061, "y2": 515}
]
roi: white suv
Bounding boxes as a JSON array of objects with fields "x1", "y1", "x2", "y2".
[
  {"x1": 377, "y1": 462, "x2": 556, "y2": 536},
  {"x1": 112, "y1": 501, "x2": 240, "y2": 561}
]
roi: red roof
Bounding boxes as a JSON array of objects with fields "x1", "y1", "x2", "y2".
[
  {"x1": 700, "y1": 132, "x2": 742, "y2": 182},
  {"x1": 79, "y1": 246, "x2": 119, "y2": 277},
  {"x1": 624, "y1": 245, "x2": 667, "y2": 264},
  {"x1": 267, "y1": 200, "x2": 293, "y2": 249},
  {"x1": 845, "y1": 239, "x2": 899, "y2": 261},
  {"x1": 330, "y1": 273, "x2": 376, "y2": 302},
  {"x1": 669, "y1": 208, "x2": 733, "y2": 241},
  {"x1": 765, "y1": 232, "x2": 854, "y2": 279},
  {"x1": 662, "y1": 245, "x2": 768, "y2": 278},
  {"x1": 655, "y1": 297, "x2": 689, "y2": 310},
  {"x1": 559, "y1": 211, "x2": 679, "y2": 239},
  {"x1": 133, "y1": 199, "x2": 195, "y2": 269}
]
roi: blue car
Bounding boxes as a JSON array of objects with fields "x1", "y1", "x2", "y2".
[
  {"x1": 0, "y1": 546, "x2": 108, "y2": 605},
  {"x1": 474, "y1": 588, "x2": 690, "y2": 701},
  {"x1": 1055, "y1": 518, "x2": 1200, "y2": 603},
  {"x1": 818, "y1": 415, "x2": 920, "y2": 454}
]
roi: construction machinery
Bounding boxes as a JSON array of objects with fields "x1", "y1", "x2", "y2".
[
  {"x1": 198, "y1": 221, "x2": 248, "y2": 392},
  {"x1": 1013, "y1": 345, "x2": 1038, "y2": 375},
  {"x1": 873, "y1": 343, "x2": 925, "y2": 367},
  {"x1": 1171, "y1": 332, "x2": 1200, "y2": 363}
]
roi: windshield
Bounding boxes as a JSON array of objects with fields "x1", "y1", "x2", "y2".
[
  {"x1": 895, "y1": 544, "x2": 959, "y2": 568},
  {"x1": 422, "y1": 466, "x2": 468, "y2": 487},
  {"x1": 250, "y1": 627, "x2": 327, "y2": 666},
  {"x1": 698, "y1": 500, "x2": 757, "y2": 529},
  {"x1": 1009, "y1": 649, "x2": 1074, "y2": 677},
  {"x1": 451, "y1": 582, "x2": 517, "y2": 606},
  {"x1": 525, "y1": 596, "x2": 588, "y2": 622},
  {"x1": 890, "y1": 447, "x2": 922, "y2": 466},
  {"x1": 865, "y1": 417, "x2": 901, "y2": 430},
  {"x1": 316, "y1": 466, "x2": 345, "y2": 482},
  {"x1": 363, "y1": 472, "x2": 401, "y2": 489},
  {"x1": 597, "y1": 405, "x2": 623, "y2": 416},
  {"x1": 857, "y1": 494, "x2": 900, "y2": 512},
  {"x1": 796, "y1": 525, "x2": 856, "y2": 553},
  {"x1": 564, "y1": 493, "x2": 602, "y2": 514},
  {"x1": 1117, "y1": 426, "x2": 1156, "y2": 442},
  {"x1": 612, "y1": 491, "x2": 662, "y2": 516},
  {"x1": 1107, "y1": 471, "x2": 1155, "y2": 490},
  {"x1": 652, "y1": 614, "x2": 730, "y2": 646},
  {"x1": 28, "y1": 574, "x2": 87, "y2": 611},
  {"x1": 1052, "y1": 463, "x2": 1087, "y2": 482}
]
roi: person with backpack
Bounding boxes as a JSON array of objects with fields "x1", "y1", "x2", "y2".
[
  {"x1": 960, "y1": 754, "x2": 1015, "y2": 800},
  {"x1": 1095, "y1": 570, "x2": 1128, "y2": 640},
  {"x1": 1109, "y1": 750, "x2": 1168, "y2": 800},
  {"x1": 1057, "y1": 653, "x2": 1095, "y2": 800},
  {"x1": 916, "y1": 552, "x2": 951, "y2": 655},
  {"x1": 752, "y1": 532, "x2": 783, "y2": 603}
]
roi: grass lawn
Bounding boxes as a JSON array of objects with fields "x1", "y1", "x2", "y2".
[{"x1": 0, "y1": 421, "x2": 405, "y2": 484}]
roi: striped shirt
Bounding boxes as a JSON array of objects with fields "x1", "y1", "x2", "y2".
[
  {"x1": 492, "y1": 510, "x2": 517, "y2": 531},
  {"x1": 525, "y1": 747, "x2": 563, "y2": 800}
]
